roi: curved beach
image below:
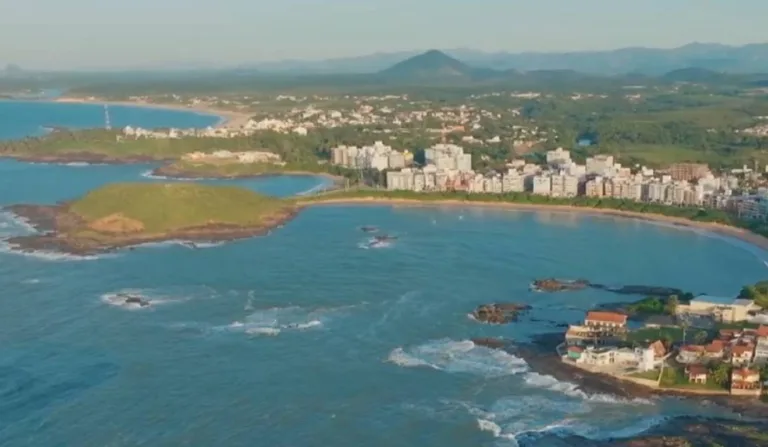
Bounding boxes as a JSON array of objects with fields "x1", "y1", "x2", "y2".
[{"x1": 303, "y1": 196, "x2": 768, "y2": 252}]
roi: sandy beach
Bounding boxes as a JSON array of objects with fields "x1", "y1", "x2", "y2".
[
  {"x1": 54, "y1": 97, "x2": 252, "y2": 130},
  {"x1": 303, "y1": 196, "x2": 768, "y2": 252}
]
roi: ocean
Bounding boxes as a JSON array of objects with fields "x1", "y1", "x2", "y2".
[{"x1": 0, "y1": 101, "x2": 765, "y2": 446}]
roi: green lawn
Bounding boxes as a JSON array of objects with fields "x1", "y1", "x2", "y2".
[
  {"x1": 659, "y1": 367, "x2": 728, "y2": 391},
  {"x1": 69, "y1": 182, "x2": 293, "y2": 234},
  {"x1": 626, "y1": 327, "x2": 685, "y2": 344}
]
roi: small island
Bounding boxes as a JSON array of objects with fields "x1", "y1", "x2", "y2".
[{"x1": 5, "y1": 182, "x2": 297, "y2": 254}]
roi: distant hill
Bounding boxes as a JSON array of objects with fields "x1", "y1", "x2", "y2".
[
  {"x1": 243, "y1": 42, "x2": 768, "y2": 76},
  {"x1": 378, "y1": 50, "x2": 479, "y2": 80}
]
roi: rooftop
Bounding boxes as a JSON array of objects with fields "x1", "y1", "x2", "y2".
[
  {"x1": 691, "y1": 295, "x2": 736, "y2": 305},
  {"x1": 586, "y1": 311, "x2": 627, "y2": 324}
]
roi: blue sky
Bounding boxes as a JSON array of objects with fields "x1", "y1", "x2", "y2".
[{"x1": 2, "y1": 0, "x2": 767, "y2": 69}]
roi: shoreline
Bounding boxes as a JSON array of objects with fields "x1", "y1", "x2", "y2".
[
  {"x1": 53, "y1": 97, "x2": 252, "y2": 130},
  {"x1": 300, "y1": 196, "x2": 768, "y2": 252},
  {"x1": 4, "y1": 203, "x2": 297, "y2": 255}
]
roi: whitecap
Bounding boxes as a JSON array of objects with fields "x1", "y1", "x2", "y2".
[
  {"x1": 223, "y1": 305, "x2": 341, "y2": 337},
  {"x1": 523, "y1": 372, "x2": 652, "y2": 405},
  {"x1": 100, "y1": 287, "x2": 197, "y2": 310},
  {"x1": 0, "y1": 241, "x2": 109, "y2": 262},
  {"x1": 386, "y1": 339, "x2": 529, "y2": 377}
]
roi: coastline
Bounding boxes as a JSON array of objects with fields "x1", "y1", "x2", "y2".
[
  {"x1": 53, "y1": 97, "x2": 252, "y2": 130},
  {"x1": 300, "y1": 196, "x2": 768, "y2": 252},
  {"x1": 4, "y1": 203, "x2": 297, "y2": 255}
]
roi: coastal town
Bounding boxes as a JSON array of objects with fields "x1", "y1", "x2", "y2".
[{"x1": 560, "y1": 292, "x2": 768, "y2": 397}]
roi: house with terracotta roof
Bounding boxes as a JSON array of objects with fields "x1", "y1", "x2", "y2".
[
  {"x1": 731, "y1": 367, "x2": 761, "y2": 396},
  {"x1": 686, "y1": 364, "x2": 708, "y2": 384},
  {"x1": 585, "y1": 311, "x2": 628, "y2": 330},
  {"x1": 730, "y1": 343, "x2": 755, "y2": 366},
  {"x1": 703, "y1": 340, "x2": 726, "y2": 361}
]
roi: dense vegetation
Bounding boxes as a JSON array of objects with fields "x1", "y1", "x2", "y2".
[
  {"x1": 739, "y1": 281, "x2": 768, "y2": 308},
  {"x1": 70, "y1": 183, "x2": 292, "y2": 234}
]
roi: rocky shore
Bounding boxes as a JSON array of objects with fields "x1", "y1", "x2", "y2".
[
  {"x1": 4, "y1": 203, "x2": 298, "y2": 255},
  {"x1": 531, "y1": 278, "x2": 589, "y2": 292},
  {"x1": 526, "y1": 417, "x2": 768, "y2": 447},
  {"x1": 471, "y1": 303, "x2": 531, "y2": 324}
]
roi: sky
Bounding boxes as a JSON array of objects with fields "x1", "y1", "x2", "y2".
[{"x1": 2, "y1": 0, "x2": 768, "y2": 70}]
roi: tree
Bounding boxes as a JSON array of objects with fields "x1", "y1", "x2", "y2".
[
  {"x1": 710, "y1": 362, "x2": 731, "y2": 387},
  {"x1": 694, "y1": 330, "x2": 708, "y2": 345},
  {"x1": 664, "y1": 295, "x2": 679, "y2": 316}
]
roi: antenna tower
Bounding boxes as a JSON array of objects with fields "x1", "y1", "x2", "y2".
[{"x1": 104, "y1": 104, "x2": 111, "y2": 130}]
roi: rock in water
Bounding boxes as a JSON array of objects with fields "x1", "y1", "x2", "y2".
[
  {"x1": 531, "y1": 278, "x2": 589, "y2": 292},
  {"x1": 471, "y1": 337, "x2": 511, "y2": 349},
  {"x1": 471, "y1": 303, "x2": 530, "y2": 324},
  {"x1": 123, "y1": 295, "x2": 151, "y2": 307}
]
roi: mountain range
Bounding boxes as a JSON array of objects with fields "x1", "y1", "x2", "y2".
[{"x1": 245, "y1": 43, "x2": 768, "y2": 76}]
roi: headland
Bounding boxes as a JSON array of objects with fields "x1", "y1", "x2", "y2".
[{"x1": 6, "y1": 182, "x2": 297, "y2": 254}]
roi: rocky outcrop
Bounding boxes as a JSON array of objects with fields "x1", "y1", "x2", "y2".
[
  {"x1": 471, "y1": 303, "x2": 531, "y2": 324},
  {"x1": 471, "y1": 337, "x2": 512, "y2": 349},
  {"x1": 531, "y1": 278, "x2": 589, "y2": 292},
  {"x1": 121, "y1": 294, "x2": 151, "y2": 307}
]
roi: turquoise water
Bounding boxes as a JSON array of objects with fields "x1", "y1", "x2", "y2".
[{"x1": 1, "y1": 103, "x2": 766, "y2": 446}]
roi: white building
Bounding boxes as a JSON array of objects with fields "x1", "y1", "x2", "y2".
[
  {"x1": 532, "y1": 175, "x2": 552, "y2": 196},
  {"x1": 546, "y1": 147, "x2": 571, "y2": 166}
]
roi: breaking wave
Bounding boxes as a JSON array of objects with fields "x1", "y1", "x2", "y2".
[
  {"x1": 0, "y1": 241, "x2": 109, "y2": 262},
  {"x1": 223, "y1": 305, "x2": 349, "y2": 337},
  {"x1": 386, "y1": 339, "x2": 528, "y2": 377},
  {"x1": 523, "y1": 372, "x2": 653, "y2": 405},
  {"x1": 100, "y1": 287, "x2": 206, "y2": 310}
]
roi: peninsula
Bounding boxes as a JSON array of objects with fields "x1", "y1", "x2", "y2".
[{"x1": 6, "y1": 183, "x2": 297, "y2": 254}]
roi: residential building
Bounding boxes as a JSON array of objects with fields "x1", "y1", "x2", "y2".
[
  {"x1": 546, "y1": 147, "x2": 571, "y2": 166},
  {"x1": 754, "y1": 326, "x2": 768, "y2": 364},
  {"x1": 676, "y1": 295, "x2": 760, "y2": 323},
  {"x1": 585, "y1": 177, "x2": 604, "y2": 197},
  {"x1": 584, "y1": 311, "x2": 628, "y2": 331},
  {"x1": 668, "y1": 163, "x2": 710, "y2": 181},
  {"x1": 731, "y1": 367, "x2": 761, "y2": 396},
  {"x1": 575, "y1": 346, "x2": 616, "y2": 366},
  {"x1": 678, "y1": 345, "x2": 705, "y2": 364},
  {"x1": 586, "y1": 155, "x2": 614, "y2": 176},
  {"x1": 532, "y1": 175, "x2": 552, "y2": 196},
  {"x1": 731, "y1": 344, "x2": 755, "y2": 366},
  {"x1": 686, "y1": 364, "x2": 708, "y2": 384}
]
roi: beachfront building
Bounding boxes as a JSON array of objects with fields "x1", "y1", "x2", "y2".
[
  {"x1": 584, "y1": 311, "x2": 628, "y2": 332},
  {"x1": 731, "y1": 367, "x2": 762, "y2": 396},
  {"x1": 676, "y1": 295, "x2": 760, "y2": 323},
  {"x1": 686, "y1": 364, "x2": 708, "y2": 384}
]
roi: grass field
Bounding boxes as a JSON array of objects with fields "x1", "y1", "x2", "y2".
[{"x1": 68, "y1": 182, "x2": 293, "y2": 234}]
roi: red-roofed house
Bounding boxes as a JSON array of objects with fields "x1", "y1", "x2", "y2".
[
  {"x1": 686, "y1": 364, "x2": 708, "y2": 384},
  {"x1": 730, "y1": 343, "x2": 755, "y2": 366},
  {"x1": 731, "y1": 367, "x2": 761, "y2": 396},
  {"x1": 704, "y1": 340, "x2": 726, "y2": 361},
  {"x1": 585, "y1": 311, "x2": 627, "y2": 330}
]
